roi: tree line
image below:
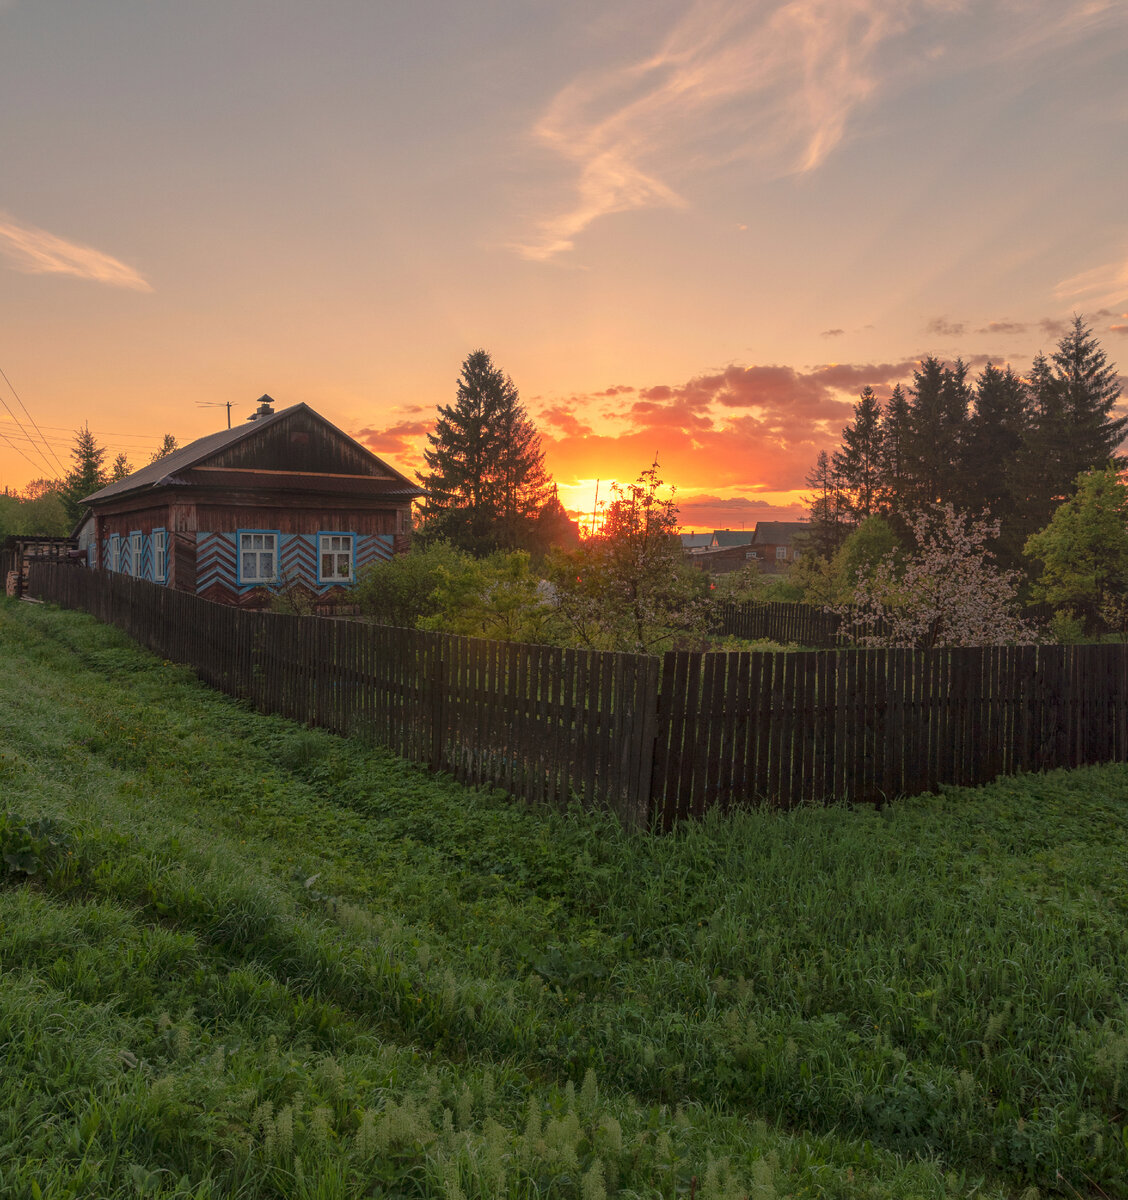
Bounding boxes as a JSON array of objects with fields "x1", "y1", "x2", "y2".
[
  {"x1": 797, "y1": 315, "x2": 1128, "y2": 640},
  {"x1": 0, "y1": 429, "x2": 178, "y2": 539},
  {"x1": 807, "y1": 315, "x2": 1124, "y2": 567}
]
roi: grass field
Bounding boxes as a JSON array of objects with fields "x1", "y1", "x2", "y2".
[{"x1": 3, "y1": 598, "x2": 1128, "y2": 1198}]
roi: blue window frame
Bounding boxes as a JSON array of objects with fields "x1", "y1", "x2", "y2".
[
  {"x1": 153, "y1": 528, "x2": 168, "y2": 583},
  {"x1": 237, "y1": 529, "x2": 280, "y2": 586},
  {"x1": 317, "y1": 531, "x2": 355, "y2": 584}
]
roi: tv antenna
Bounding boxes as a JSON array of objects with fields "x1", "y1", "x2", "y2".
[{"x1": 196, "y1": 401, "x2": 239, "y2": 429}]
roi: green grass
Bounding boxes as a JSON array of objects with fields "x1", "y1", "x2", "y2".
[{"x1": 3, "y1": 599, "x2": 1128, "y2": 1197}]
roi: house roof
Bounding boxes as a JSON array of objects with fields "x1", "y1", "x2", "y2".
[
  {"x1": 711, "y1": 529, "x2": 755, "y2": 548},
  {"x1": 680, "y1": 532, "x2": 713, "y2": 549},
  {"x1": 750, "y1": 521, "x2": 810, "y2": 545},
  {"x1": 81, "y1": 401, "x2": 422, "y2": 506}
]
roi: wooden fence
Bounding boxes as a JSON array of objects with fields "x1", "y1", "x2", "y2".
[{"x1": 27, "y1": 564, "x2": 1128, "y2": 827}]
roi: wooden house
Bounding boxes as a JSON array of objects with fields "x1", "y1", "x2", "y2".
[{"x1": 79, "y1": 397, "x2": 423, "y2": 610}]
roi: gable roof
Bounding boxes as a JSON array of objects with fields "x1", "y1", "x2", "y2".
[
  {"x1": 711, "y1": 529, "x2": 755, "y2": 548},
  {"x1": 751, "y1": 521, "x2": 809, "y2": 545},
  {"x1": 81, "y1": 402, "x2": 421, "y2": 506}
]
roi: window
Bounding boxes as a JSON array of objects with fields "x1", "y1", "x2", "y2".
[
  {"x1": 131, "y1": 532, "x2": 143, "y2": 577},
  {"x1": 318, "y1": 533, "x2": 354, "y2": 583},
  {"x1": 153, "y1": 529, "x2": 167, "y2": 583},
  {"x1": 109, "y1": 534, "x2": 121, "y2": 573},
  {"x1": 775, "y1": 545, "x2": 787, "y2": 561},
  {"x1": 238, "y1": 531, "x2": 278, "y2": 584}
]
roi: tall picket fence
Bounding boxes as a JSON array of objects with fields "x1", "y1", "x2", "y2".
[{"x1": 28, "y1": 564, "x2": 1128, "y2": 827}]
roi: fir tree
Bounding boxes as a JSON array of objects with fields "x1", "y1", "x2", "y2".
[
  {"x1": 906, "y1": 356, "x2": 970, "y2": 509},
  {"x1": 419, "y1": 350, "x2": 551, "y2": 554},
  {"x1": 834, "y1": 386, "x2": 884, "y2": 522},
  {"x1": 1052, "y1": 314, "x2": 1126, "y2": 476},
  {"x1": 109, "y1": 452, "x2": 132, "y2": 481},
  {"x1": 963, "y1": 362, "x2": 1029, "y2": 560},
  {"x1": 877, "y1": 383, "x2": 913, "y2": 517},
  {"x1": 60, "y1": 424, "x2": 108, "y2": 526}
]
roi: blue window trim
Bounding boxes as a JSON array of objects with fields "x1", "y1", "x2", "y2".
[
  {"x1": 316, "y1": 530, "x2": 356, "y2": 584},
  {"x1": 236, "y1": 528, "x2": 281, "y2": 587},
  {"x1": 152, "y1": 527, "x2": 168, "y2": 584}
]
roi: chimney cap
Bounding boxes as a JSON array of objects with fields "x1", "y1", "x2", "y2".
[{"x1": 247, "y1": 394, "x2": 276, "y2": 421}]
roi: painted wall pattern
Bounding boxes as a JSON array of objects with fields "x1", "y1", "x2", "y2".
[
  {"x1": 196, "y1": 531, "x2": 393, "y2": 598},
  {"x1": 101, "y1": 531, "x2": 169, "y2": 584},
  {"x1": 99, "y1": 529, "x2": 393, "y2": 606}
]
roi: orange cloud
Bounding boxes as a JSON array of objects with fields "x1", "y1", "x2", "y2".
[
  {"x1": 353, "y1": 420, "x2": 431, "y2": 459},
  {"x1": 538, "y1": 404, "x2": 595, "y2": 437},
  {"x1": 0, "y1": 210, "x2": 151, "y2": 291}
]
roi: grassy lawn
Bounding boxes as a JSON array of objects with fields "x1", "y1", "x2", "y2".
[{"x1": 3, "y1": 599, "x2": 1128, "y2": 1198}]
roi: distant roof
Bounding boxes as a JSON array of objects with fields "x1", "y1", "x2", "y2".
[
  {"x1": 81, "y1": 402, "x2": 421, "y2": 506},
  {"x1": 711, "y1": 529, "x2": 755, "y2": 548},
  {"x1": 751, "y1": 521, "x2": 809, "y2": 545},
  {"x1": 680, "y1": 532, "x2": 713, "y2": 549}
]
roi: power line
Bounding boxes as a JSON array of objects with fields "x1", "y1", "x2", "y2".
[
  {"x1": 0, "y1": 425, "x2": 56, "y2": 479},
  {"x1": 0, "y1": 362, "x2": 67, "y2": 476},
  {"x1": 0, "y1": 392, "x2": 58, "y2": 480}
]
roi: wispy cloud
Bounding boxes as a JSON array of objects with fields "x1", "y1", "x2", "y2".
[
  {"x1": 516, "y1": 0, "x2": 916, "y2": 260},
  {"x1": 0, "y1": 211, "x2": 151, "y2": 291},
  {"x1": 514, "y1": 0, "x2": 1123, "y2": 261},
  {"x1": 1055, "y1": 255, "x2": 1128, "y2": 310}
]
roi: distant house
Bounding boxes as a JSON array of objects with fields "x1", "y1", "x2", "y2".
[
  {"x1": 680, "y1": 532, "x2": 713, "y2": 553},
  {"x1": 689, "y1": 521, "x2": 810, "y2": 575},
  {"x1": 78, "y1": 397, "x2": 423, "y2": 610}
]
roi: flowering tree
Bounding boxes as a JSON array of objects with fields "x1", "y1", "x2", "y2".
[{"x1": 836, "y1": 504, "x2": 1037, "y2": 648}]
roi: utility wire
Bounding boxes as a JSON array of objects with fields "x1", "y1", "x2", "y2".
[
  {"x1": 0, "y1": 389, "x2": 58, "y2": 480},
  {"x1": 0, "y1": 361, "x2": 67, "y2": 476},
  {"x1": 0, "y1": 425, "x2": 55, "y2": 479}
]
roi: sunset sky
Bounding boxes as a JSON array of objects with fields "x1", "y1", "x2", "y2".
[{"x1": 1, "y1": 0, "x2": 1126, "y2": 530}]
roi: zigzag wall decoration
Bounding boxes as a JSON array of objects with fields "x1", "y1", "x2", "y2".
[{"x1": 196, "y1": 533, "x2": 238, "y2": 594}]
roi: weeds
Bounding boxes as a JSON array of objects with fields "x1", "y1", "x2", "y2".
[{"x1": 5, "y1": 597, "x2": 1128, "y2": 1195}]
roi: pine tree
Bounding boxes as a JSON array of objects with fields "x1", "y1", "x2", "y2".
[
  {"x1": 906, "y1": 356, "x2": 970, "y2": 509},
  {"x1": 419, "y1": 350, "x2": 551, "y2": 554},
  {"x1": 834, "y1": 386, "x2": 884, "y2": 522},
  {"x1": 963, "y1": 361, "x2": 1029, "y2": 529},
  {"x1": 877, "y1": 384, "x2": 913, "y2": 516},
  {"x1": 1052, "y1": 315, "x2": 1126, "y2": 476},
  {"x1": 60, "y1": 424, "x2": 108, "y2": 526},
  {"x1": 109, "y1": 452, "x2": 132, "y2": 481}
]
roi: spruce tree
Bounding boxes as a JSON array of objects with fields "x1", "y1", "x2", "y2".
[
  {"x1": 906, "y1": 356, "x2": 970, "y2": 509},
  {"x1": 1052, "y1": 315, "x2": 1126, "y2": 475},
  {"x1": 963, "y1": 361, "x2": 1029, "y2": 531},
  {"x1": 60, "y1": 424, "x2": 108, "y2": 526},
  {"x1": 834, "y1": 386, "x2": 884, "y2": 522},
  {"x1": 420, "y1": 350, "x2": 551, "y2": 554},
  {"x1": 877, "y1": 384, "x2": 913, "y2": 517}
]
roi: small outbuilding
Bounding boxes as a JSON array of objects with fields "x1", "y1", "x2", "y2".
[{"x1": 79, "y1": 396, "x2": 423, "y2": 610}]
